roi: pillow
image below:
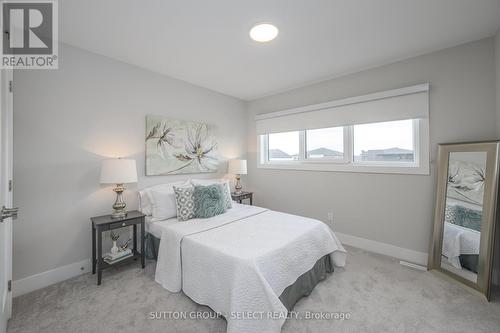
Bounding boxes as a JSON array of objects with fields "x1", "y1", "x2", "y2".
[
  {"x1": 138, "y1": 181, "x2": 189, "y2": 217},
  {"x1": 191, "y1": 179, "x2": 232, "y2": 209},
  {"x1": 193, "y1": 184, "x2": 227, "y2": 218},
  {"x1": 138, "y1": 190, "x2": 153, "y2": 216},
  {"x1": 173, "y1": 185, "x2": 196, "y2": 221},
  {"x1": 445, "y1": 204, "x2": 482, "y2": 232},
  {"x1": 147, "y1": 189, "x2": 177, "y2": 221}
]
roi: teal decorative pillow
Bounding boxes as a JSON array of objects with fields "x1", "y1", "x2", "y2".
[
  {"x1": 190, "y1": 179, "x2": 233, "y2": 209},
  {"x1": 194, "y1": 184, "x2": 227, "y2": 218},
  {"x1": 446, "y1": 204, "x2": 482, "y2": 232}
]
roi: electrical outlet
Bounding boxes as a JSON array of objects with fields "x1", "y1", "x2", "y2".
[{"x1": 327, "y1": 212, "x2": 334, "y2": 223}]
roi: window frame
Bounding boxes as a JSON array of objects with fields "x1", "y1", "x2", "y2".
[
  {"x1": 304, "y1": 126, "x2": 349, "y2": 164},
  {"x1": 257, "y1": 119, "x2": 429, "y2": 175},
  {"x1": 266, "y1": 130, "x2": 301, "y2": 162}
]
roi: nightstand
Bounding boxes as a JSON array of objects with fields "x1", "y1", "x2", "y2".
[
  {"x1": 231, "y1": 191, "x2": 253, "y2": 205},
  {"x1": 91, "y1": 210, "x2": 146, "y2": 285}
]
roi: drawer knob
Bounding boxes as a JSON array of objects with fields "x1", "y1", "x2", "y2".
[{"x1": 122, "y1": 222, "x2": 126, "y2": 226}]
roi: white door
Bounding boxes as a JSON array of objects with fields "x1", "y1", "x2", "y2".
[{"x1": 0, "y1": 68, "x2": 15, "y2": 333}]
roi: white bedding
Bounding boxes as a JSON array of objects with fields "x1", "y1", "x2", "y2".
[
  {"x1": 152, "y1": 203, "x2": 346, "y2": 333},
  {"x1": 145, "y1": 215, "x2": 176, "y2": 239},
  {"x1": 442, "y1": 221, "x2": 480, "y2": 269}
]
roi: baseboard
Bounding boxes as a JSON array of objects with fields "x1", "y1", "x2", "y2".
[
  {"x1": 12, "y1": 259, "x2": 91, "y2": 297},
  {"x1": 335, "y1": 232, "x2": 428, "y2": 266}
]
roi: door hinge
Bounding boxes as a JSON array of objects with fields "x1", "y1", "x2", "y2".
[
  {"x1": 9, "y1": 180, "x2": 12, "y2": 192},
  {"x1": 8, "y1": 280, "x2": 11, "y2": 292},
  {"x1": 9, "y1": 80, "x2": 13, "y2": 93}
]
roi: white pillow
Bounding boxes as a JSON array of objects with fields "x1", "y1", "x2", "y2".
[
  {"x1": 147, "y1": 190, "x2": 177, "y2": 221},
  {"x1": 139, "y1": 181, "x2": 189, "y2": 211},
  {"x1": 140, "y1": 181, "x2": 189, "y2": 220},
  {"x1": 138, "y1": 189, "x2": 153, "y2": 215},
  {"x1": 191, "y1": 178, "x2": 232, "y2": 209}
]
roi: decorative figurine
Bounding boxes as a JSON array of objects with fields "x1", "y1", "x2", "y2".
[
  {"x1": 119, "y1": 238, "x2": 132, "y2": 251},
  {"x1": 110, "y1": 232, "x2": 120, "y2": 255}
]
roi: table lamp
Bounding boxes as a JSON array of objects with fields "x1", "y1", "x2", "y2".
[
  {"x1": 100, "y1": 158, "x2": 138, "y2": 219},
  {"x1": 228, "y1": 159, "x2": 247, "y2": 195}
]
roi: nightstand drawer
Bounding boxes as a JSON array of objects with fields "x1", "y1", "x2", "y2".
[{"x1": 109, "y1": 218, "x2": 137, "y2": 230}]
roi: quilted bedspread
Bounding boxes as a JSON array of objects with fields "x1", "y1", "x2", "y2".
[{"x1": 154, "y1": 204, "x2": 346, "y2": 333}]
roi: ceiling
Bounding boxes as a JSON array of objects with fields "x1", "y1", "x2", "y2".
[{"x1": 60, "y1": 0, "x2": 500, "y2": 101}]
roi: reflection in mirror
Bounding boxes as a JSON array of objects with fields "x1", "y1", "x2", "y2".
[{"x1": 441, "y1": 152, "x2": 487, "y2": 283}]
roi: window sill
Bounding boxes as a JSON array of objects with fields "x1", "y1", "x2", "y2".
[{"x1": 257, "y1": 161, "x2": 430, "y2": 175}]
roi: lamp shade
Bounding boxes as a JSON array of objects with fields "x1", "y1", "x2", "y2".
[
  {"x1": 228, "y1": 159, "x2": 247, "y2": 175},
  {"x1": 100, "y1": 158, "x2": 138, "y2": 184}
]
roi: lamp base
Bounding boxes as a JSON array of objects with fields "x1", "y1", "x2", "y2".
[
  {"x1": 234, "y1": 175, "x2": 243, "y2": 195},
  {"x1": 111, "y1": 210, "x2": 127, "y2": 219},
  {"x1": 111, "y1": 184, "x2": 127, "y2": 219}
]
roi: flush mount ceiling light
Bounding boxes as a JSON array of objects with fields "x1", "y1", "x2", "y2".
[{"x1": 249, "y1": 23, "x2": 279, "y2": 42}]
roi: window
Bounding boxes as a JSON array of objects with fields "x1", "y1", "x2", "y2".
[
  {"x1": 256, "y1": 84, "x2": 429, "y2": 174},
  {"x1": 268, "y1": 131, "x2": 300, "y2": 161},
  {"x1": 306, "y1": 127, "x2": 344, "y2": 160},
  {"x1": 353, "y1": 119, "x2": 414, "y2": 163},
  {"x1": 258, "y1": 118, "x2": 428, "y2": 174}
]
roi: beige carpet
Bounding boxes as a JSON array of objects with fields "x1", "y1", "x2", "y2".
[{"x1": 7, "y1": 246, "x2": 500, "y2": 333}]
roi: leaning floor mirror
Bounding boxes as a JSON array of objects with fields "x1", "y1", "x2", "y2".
[{"x1": 429, "y1": 141, "x2": 500, "y2": 300}]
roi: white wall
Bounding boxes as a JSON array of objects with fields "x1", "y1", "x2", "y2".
[
  {"x1": 247, "y1": 38, "x2": 496, "y2": 257},
  {"x1": 13, "y1": 44, "x2": 247, "y2": 282}
]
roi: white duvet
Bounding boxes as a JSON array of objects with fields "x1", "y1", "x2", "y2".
[
  {"x1": 442, "y1": 222, "x2": 480, "y2": 269},
  {"x1": 153, "y1": 203, "x2": 346, "y2": 333}
]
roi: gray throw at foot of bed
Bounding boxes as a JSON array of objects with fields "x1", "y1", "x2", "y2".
[{"x1": 144, "y1": 233, "x2": 334, "y2": 311}]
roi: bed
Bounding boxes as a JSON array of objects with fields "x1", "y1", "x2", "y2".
[
  {"x1": 442, "y1": 200, "x2": 481, "y2": 272},
  {"x1": 442, "y1": 222, "x2": 480, "y2": 270},
  {"x1": 139, "y1": 182, "x2": 346, "y2": 333}
]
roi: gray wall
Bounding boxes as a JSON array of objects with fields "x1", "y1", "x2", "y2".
[
  {"x1": 246, "y1": 38, "x2": 496, "y2": 254},
  {"x1": 497, "y1": 30, "x2": 500, "y2": 134},
  {"x1": 13, "y1": 44, "x2": 247, "y2": 280},
  {"x1": 12, "y1": 37, "x2": 499, "y2": 280},
  {"x1": 494, "y1": 29, "x2": 500, "y2": 297}
]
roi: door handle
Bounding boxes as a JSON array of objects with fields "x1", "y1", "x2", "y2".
[{"x1": 0, "y1": 206, "x2": 18, "y2": 222}]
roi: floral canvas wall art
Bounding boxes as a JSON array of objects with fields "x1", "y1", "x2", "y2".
[
  {"x1": 446, "y1": 152, "x2": 486, "y2": 206},
  {"x1": 146, "y1": 115, "x2": 218, "y2": 175}
]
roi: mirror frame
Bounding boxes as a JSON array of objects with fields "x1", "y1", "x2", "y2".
[{"x1": 428, "y1": 141, "x2": 500, "y2": 300}]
